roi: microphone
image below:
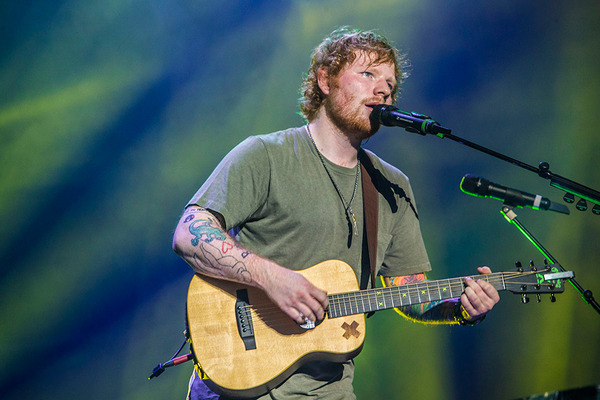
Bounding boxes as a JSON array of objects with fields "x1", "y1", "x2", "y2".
[
  {"x1": 460, "y1": 174, "x2": 570, "y2": 214},
  {"x1": 370, "y1": 104, "x2": 452, "y2": 136}
]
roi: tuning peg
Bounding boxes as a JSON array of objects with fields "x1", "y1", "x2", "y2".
[
  {"x1": 539, "y1": 162, "x2": 550, "y2": 177},
  {"x1": 529, "y1": 260, "x2": 536, "y2": 272},
  {"x1": 522, "y1": 294, "x2": 530, "y2": 304},
  {"x1": 550, "y1": 293, "x2": 556, "y2": 302},
  {"x1": 563, "y1": 192, "x2": 575, "y2": 203},
  {"x1": 515, "y1": 261, "x2": 523, "y2": 272},
  {"x1": 576, "y1": 198, "x2": 587, "y2": 211},
  {"x1": 537, "y1": 294, "x2": 541, "y2": 303},
  {"x1": 593, "y1": 204, "x2": 600, "y2": 215}
]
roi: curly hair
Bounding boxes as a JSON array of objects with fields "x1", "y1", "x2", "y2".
[{"x1": 299, "y1": 26, "x2": 409, "y2": 122}]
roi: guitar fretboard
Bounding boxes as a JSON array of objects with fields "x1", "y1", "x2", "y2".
[{"x1": 327, "y1": 272, "x2": 507, "y2": 318}]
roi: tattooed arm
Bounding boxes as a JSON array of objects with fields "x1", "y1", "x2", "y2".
[
  {"x1": 172, "y1": 206, "x2": 328, "y2": 324},
  {"x1": 382, "y1": 268, "x2": 499, "y2": 325}
]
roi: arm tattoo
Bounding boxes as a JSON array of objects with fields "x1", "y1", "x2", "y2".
[
  {"x1": 184, "y1": 206, "x2": 227, "y2": 229},
  {"x1": 185, "y1": 206, "x2": 208, "y2": 213},
  {"x1": 389, "y1": 273, "x2": 426, "y2": 286},
  {"x1": 189, "y1": 218, "x2": 226, "y2": 246},
  {"x1": 183, "y1": 209, "x2": 253, "y2": 283},
  {"x1": 196, "y1": 242, "x2": 252, "y2": 283}
]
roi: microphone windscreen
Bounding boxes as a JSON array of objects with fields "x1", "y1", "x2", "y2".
[
  {"x1": 369, "y1": 105, "x2": 385, "y2": 125},
  {"x1": 460, "y1": 174, "x2": 483, "y2": 196}
]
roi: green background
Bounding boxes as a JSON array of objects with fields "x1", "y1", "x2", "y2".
[{"x1": 1, "y1": 1, "x2": 599, "y2": 399}]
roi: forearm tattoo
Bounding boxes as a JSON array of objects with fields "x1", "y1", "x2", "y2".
[
  {"x1": 189, "y1": 219, "x2": 226, "y2": 245},
  {"x1": 182, "y1": 207, "x2": 253, "y2": 283},
  {"x1": 191, "y1": 243, "x2": 252, "y2": 283}
]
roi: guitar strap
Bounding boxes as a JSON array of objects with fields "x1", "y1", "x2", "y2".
[{"x1": 359, "y1": 149, "x2": 378, "y2": 291}]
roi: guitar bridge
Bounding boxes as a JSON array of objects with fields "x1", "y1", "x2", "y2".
[{"x1": 235, "y1": 289, "x2": 256, "y2": 351}]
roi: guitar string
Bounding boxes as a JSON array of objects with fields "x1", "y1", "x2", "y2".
[
  {"x1": 231, "y1": 271, "x2": 549, "y2": 320},
  {"x1": 236, "y1": 272, "x2": 528, "y2": 330},
  {"x1": 230, "y1": 286, "x2": 550, "y2": 330},
  {"x1": 235, "y1": 271, "x2": 544, "y2": 316}
]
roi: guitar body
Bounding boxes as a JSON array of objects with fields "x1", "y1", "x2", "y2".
[{"x1": 186, "y1": 260, "x2": 366, "y2": 398}]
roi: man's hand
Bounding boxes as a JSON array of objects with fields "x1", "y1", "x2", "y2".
[
  {"x1": 460, "y1": 266, "x2": 500, "y2": 320},
  {"x1": 261, "y1": 266, "x2": 329, "y2": 325}
]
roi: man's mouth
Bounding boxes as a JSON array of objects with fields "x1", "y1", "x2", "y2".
[{"x1": 365, "y1": 101, "x2": 383, "y2": 109}]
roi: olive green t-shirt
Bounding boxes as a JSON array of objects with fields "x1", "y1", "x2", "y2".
[{"x1": 187, "y1": 126, "x2": 431, "y2": 399}]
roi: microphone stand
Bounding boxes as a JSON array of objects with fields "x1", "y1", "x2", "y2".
[
  {"x1": 433, "y1": 130, "x2": 600, "y2": 211},
  {"x1": 501, "y1": 205, "x2": 600, "y2": 314}
]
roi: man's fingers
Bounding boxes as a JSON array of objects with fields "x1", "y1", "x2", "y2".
[
  {"x1": 462, "y1": 276, "x2": 500, "y2": 316},
  {"x1": 477, "y1": 266, "x2": 492, "y2": 275}
]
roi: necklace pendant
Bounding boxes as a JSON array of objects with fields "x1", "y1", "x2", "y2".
[
  {"x1": 349, "y1": 209, "x2": 358, "y2": 236},
  {"x1": 306, "y1": 124, "x2": 361, "y2": 239}
]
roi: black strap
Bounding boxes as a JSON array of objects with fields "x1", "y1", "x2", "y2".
[{"x1": 359, "y1": 150, "x2": 378, "y2": 290}]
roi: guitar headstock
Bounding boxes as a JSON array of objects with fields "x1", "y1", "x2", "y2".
[{"x1": 504, "y1": 261, "x2": 573, "y2": 303}]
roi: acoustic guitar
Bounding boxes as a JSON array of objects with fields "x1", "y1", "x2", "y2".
[{"x1": 186, "y1": 259, "x2": 570, "y2": 398}]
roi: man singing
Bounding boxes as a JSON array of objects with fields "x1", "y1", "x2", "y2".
[{"x1": 173, "y1": 26, "x2": 499, "y2": 399}]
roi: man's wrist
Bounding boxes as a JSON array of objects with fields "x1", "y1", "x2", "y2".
[{"x1": 454, "y1": 301, "x2": 485, "y2": 326}]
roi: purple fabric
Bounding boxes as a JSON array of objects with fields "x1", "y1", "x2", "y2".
[{"x1": 188, "y1": 370, "x2": 221, "y2": 400}]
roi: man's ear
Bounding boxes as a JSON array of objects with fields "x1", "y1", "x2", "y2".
[{"x1": 317, "y1": 67, "x2": 330, "y2": 95}]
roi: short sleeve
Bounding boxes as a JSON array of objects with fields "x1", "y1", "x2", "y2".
[{"x1": 187, "y1": 136, "x2": 270, "y2": 230}]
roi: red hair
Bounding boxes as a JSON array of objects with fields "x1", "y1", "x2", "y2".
[{"x1": 299, "y1": 26, "x2": 409, "y2": 122}]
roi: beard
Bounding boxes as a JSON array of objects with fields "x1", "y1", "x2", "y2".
[{"x1": 323, "y1": 86, "x2": 381, "y2": 142}]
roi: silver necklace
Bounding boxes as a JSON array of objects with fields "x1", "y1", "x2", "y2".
[{"x1": 306, "y1": 125, "x2": 360, "y2": 239}]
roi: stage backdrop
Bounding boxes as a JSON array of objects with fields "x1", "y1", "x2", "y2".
[{"x1": 1, "y1": 1, "x2": 598, "y2": 399}]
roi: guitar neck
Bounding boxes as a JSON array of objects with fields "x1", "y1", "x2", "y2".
[{"x1": 327, "y1": 272, "x2": 508, "y2": 318}]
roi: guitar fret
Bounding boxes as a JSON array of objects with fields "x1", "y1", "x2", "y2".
[
  {"x1": 386, "y1": 288, "x2": 393, "y2": 309},
  {"x1": 386, "y1": 287, "x2": 394, "y2": 308},
  {"x1": 401, "y1": 286, "x2": 409, "y2": 306},
  {"x1": 389, "y1": 287, "x2": 398, "y2": 308},
  {"x1": 407, "y1": 285, "x2": 416, "y2": 305},
  {"x1": 438, "y1": 280, "x2": 448, "y2": 300},
  {"x1": 360, "y1": 291, "x2": 366, "y2": 313},
  {"x1": 398, "y1": 286, "x2": 408, "y2": 306},
  {"x1": 337, "y1": 293, "x2": 345, "y2": 317},
  {"x1": 427, "y1": 282, "x2": 437, "y2": 302},
  {"x1": 336, "y1": 294, "x2": 342, "y2": 317},
  {"x1": 370, "y1": 290, "x2": 378, "y2": 311},
  {"x1": 330, "y1": 294, "x2": 337, "y2": 317},
  {"x1": 345, "y1": 293, "x2": 352, "y2": 315},
  {"x1": 435, "y1": 280, "x2": 440, "y2": 300},
  {"x1": 342, "y1": 293, "x2": 349, "y2": 316},
  {"x1": 349, "y1": 292, "x2": 358, "y2": 314},
  {"x1": 367, "y1": 290, "x2": 375, "y2": 312},
  {"x1": 413, "y1": 285, "x2": 420, "y2": 303},
  {"x1": 327, "y1": 294, "x2": 335, "y2": 318},
  {"x1": 373, "y1": 290, "x2": 380, "y2": 311}
]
